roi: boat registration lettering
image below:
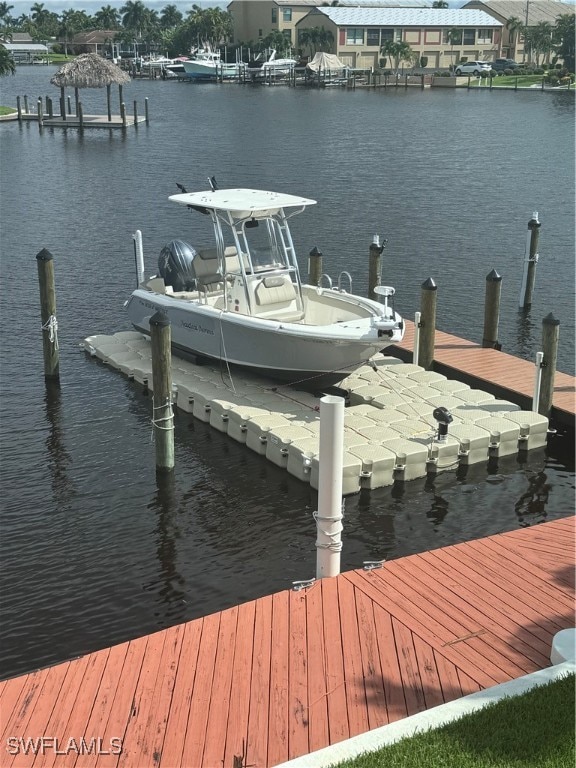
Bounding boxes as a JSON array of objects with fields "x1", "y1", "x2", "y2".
[{"x1": 181, "y1": 321, "x2": 214, "y2": 336}]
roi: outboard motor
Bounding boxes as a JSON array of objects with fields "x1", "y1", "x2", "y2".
[{"x1": 158, "y1": 240, "x2": 198, "y2": 292}]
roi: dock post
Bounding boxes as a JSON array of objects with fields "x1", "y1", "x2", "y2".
[
  {"x1": 418, "y1": 277, "x2": 437, "y2": 370},
  {"x1": 519, "y1": 212, "x2": 541, "y2": 309},
  {"x1": 36, "y1": 248, "x2": 59, "y2": 381},
  {"x1": 368, "y1": 236, "x2": 385, "y2": 301},
  {"x1": 78, "y1": 102, "x2": 84, "y2": 131},
  {"x1": 37, "y1": 98, "x2": 43, "y2": 130},
  {"x1": 106, "y1": 84, "x2": 112, "y2": 121},
  {"x1": 315, "y1": 395, "x2": 344, "y2": 579},
  {"x1": 120, "y1": 102, "x2": 127, "y2": 129},
  {"x1": 413, "y1": 311, "x2": 421, "y2": 366},
  {"x1": 46, "y1": 96, "x2": 53, "y2": 119},
  {"x1": 24, "y1": 95, "x2": 29, "y2": 114},
  {"x1": 538, "y1": 313, "x2": 559, "y2": 418},
  {"x1": 133, "y1": 100, "x2": 138, "y2": 128},
  {"x1": 308, "y1": 246, "x2": 323, "y2": 286},
  {"x1": 482, "y1": 269, "x2": 502, "y2": 348},
  {"x1": 150, "y1": 311, "x2": 175, "y2": 472},
  {"x1": 67, "y1": 95, "x2": 72, "y2": 115},
  {"x1": 145, "y1": 97, "x2": 149, "y2": 124},
  {"x1": 16, "y1": 96, "x2": 21, "y2": 121},
  {"x1": 532, "y1": 351, "x2": 544, "y2": 413}
]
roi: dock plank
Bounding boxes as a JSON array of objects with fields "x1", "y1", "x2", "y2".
[
  {"x1": 287, "y1": 591, "x2": 309, "y2": 761},
  {"x1": 337, "y1": 578, "x2": 369, "y2": 739},
  {"x1": 246, "y1": 595, "x2": 273, "y2": 768},
  {"x1": 267, "y1": 592, "x2": 290, "y2": 767},
  {"x1": 305, "y1": 584, "x2": 329, "y2": 753},
  {"x1": 223, "y1": 602, "x2": 255, "y2": 768}
]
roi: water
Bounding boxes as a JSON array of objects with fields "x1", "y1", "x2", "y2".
[{"x1": 0, "y1": 69, "x2": 574, "y2": 680}]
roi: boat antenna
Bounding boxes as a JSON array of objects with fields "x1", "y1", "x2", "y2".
[
  {"x1": 208, "y1": 176, "x2": 218, "y2": 191},
  {"x1": 176, "y1": 182, "x2": 187, "y2": 193}
]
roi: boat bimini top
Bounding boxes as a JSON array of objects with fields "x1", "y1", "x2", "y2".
[{"x1": 169, "y1": 188, "x2": 317, "y2": 218}]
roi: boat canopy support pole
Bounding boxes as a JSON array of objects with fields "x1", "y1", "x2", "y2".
[
  {"x1": 315, "y1": 395, "x2": 345, "y2": 579},
  {"x1": 133, "y1": 230, "x2": 145, "y2": 286}
]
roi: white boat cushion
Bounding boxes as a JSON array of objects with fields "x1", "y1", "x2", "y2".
[{"x1": 255, "y1": 277, "x2": 297, "y2": 306}]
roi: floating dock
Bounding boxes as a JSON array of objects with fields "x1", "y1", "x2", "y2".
[
  {"x1": 19, "y1": 113, "x2": 146, "y2": 129},
  {"x1": 82, "y1": 330, "x2": 550, "y2": 493},
  {"x1": 0, "y1": 517, "x2": 572, "y2": 767}
]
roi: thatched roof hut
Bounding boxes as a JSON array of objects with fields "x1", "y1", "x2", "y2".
[{"x1": 50, "y1": 53, "x2": 130, "y2": 122}]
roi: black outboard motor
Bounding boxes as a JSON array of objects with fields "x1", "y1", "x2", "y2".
[{"x1": 158, "y1": 240, "x2": 198, "y2": 292}]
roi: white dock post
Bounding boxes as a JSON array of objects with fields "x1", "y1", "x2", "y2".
[
  {"x1": 532, "y1": 351, "x2": 544, "y2": 413},
  {"x1": 413, "y1": 311, "x2": 421, "y2": 367},
  {"x1": 133, "y1": 230, "x2": 145, "y2": 285},
  {"x1": 315, "y1": 395, "x2": 345, "y2": 579}
]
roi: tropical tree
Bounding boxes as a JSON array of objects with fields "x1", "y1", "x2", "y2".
[
  {"x1": 380, "y1": 39, "x2": 413, "y2": 73},
  {"x1": 298, "y1": 26, "x2": 333, "y2": 57},
  {"x1": 186, "y1": 5, "x2": 232, "y2": 50},
  {"x1": 432, "y1": 1, "x2": 448, "y2": 7},
  {"x1": 0, "y1": 44, "x2": 15, "y2": 75},
  {"x1": 160, "y1": 4, "x2": 182, "y2": 30},
  {"x1": 120, "y1": 0, "x2": 147, "y2": 39},
  {"x1": 530, "y1": 20, "x2": 554, "y2": 66},
  {"x1": 445, "y1": 26, "x2": 462, "y2": 70},
  {"x1": 262, "y1": 29, "x2": 293, "y2": 56},
  {"x1": 554, "y1": 13, "x2": 575, "y2": 72},
  {"x1": 0, "y1": 2, "x2": 13, "y2": 27},
  {"x1": 505, "y1": 15, "x2": 524, "y2": 57},
  {"x1": 94, "y1": 5, "x2": 121, "y2": 30}
]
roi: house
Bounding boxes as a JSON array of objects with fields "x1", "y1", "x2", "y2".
[
  {"x1": 295, "y1": 7, "x2": 502, "y2": 70},
  {"x1": 69, "y1": 30, "x2": 119, "y2": 56},
  {"x1": 227, "y1": 0, "x2": 429, "y2": 47},
  {"x1": 462, "y1": 0, "x2": 575, "y2": 60}
]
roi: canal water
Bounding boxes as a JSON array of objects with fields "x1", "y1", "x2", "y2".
[{"x1": 0, "y1": 68, "x2": 574, "y2": 679}]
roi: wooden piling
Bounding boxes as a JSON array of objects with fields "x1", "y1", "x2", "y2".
[
  {"x1": 133, "y1": 100, "x2": 138, "y2": 128},
  {"x1": 368, "y1": 238, "x2": 384, "y2": 301},
  {"x1": 46, "y1": 96, "x2": 53, "y2": 119},
  {"x1": 538, "y1": 313, "x2": 560, "y2": 418},
  {"x1": 107, "y1": 84, "x2": 112, "y2": 121},
  {"x1": 418, "y1": 278, "x2": 437, "y2": 370},
  {"x1": 16, "y1": 96, "x2": 21, "y2": 120},
  {"x1": 36, "y1": 248, "x2": 59, "y2": 380},
  {"x1": 482, "y1": 269, "x2": 502, "y2": 348},
  {"x1": 23, "y1": 95, "x2": 29, "y2": 114},
  {"x1": 78, "y1": 102, "x2": 84, "y2": 131},
  {"x1": 150, "y1": 311, "x2": 174, "y2": 471},
  {"x1": 519, "y1": 213, "x2": 541, "y2": 309},
  {"x1": 120, "y1": 102, "x2": 127, "y2": 128},
  {"x1": 37, "y1": 98, "x2": 43, "y2": 129},
  {"x1": 308, "y1": 247, "x2": 323, "y2": 286},
  {"x1": 145, "y1": 97, "x2": 149, "y2": 124}
]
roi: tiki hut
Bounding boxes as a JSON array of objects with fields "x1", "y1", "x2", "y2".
[{"x1": 50, "y1": 53, "x2": 130, "y2": 122}]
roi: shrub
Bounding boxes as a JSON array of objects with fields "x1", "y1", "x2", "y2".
[
  {"x1": 503, "y1": 68, "x2": 514, "y2": 76},
  {"x1": 420, "y1": 56, "x2": 428, "y2": 68},
  {"x1": 546, "y1": 73, "x2": 560, "y2": 85},
  {"x1": 534, "y1": 68, "x2": 545, "y2": 75}
]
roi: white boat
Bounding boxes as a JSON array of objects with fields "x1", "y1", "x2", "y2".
[
  {"x1": 247, "y1": 49, "x2": 298, "y2": 77},
  {"x1": 125, "y1": 185, "x2": 405, "y2": 388},
  {"x1": 181, "y1": 49, "x2": 244, "y2": 80}
]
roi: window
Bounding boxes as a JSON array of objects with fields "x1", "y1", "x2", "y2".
[
  {"x1": 346, "y1": 28, "x2": 364, "y2": 45},
  {"x1": 271, "y1": 8, "x2": 277, "y2": 23},
  {"x1": 258, "y1": 28, "x2": 262, "y2": 38},
  {"x1": 477, "y1": 28, "x2": 493, "y2": 44},
  {"x1": 381, "y1": 28, "x2": 394, "y2": 43},
  {"x1": 395, "y1": 29, "x2": 403, "y2": 41},
  {"x1": 367, "y1": 29, "x2": 380, "y2": 46},
  {"x1": 463, "y1": 29, "x2": 475, "y2": 45},
  {"x1": 282, "y1": 8, "x2": 292, "y2": 22}
]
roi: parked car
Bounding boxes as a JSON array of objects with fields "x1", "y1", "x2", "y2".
[
  {"x1": 491, "y1": 58, "x2": 520, "y2": 72},
  {"x1": 455, "y1": 61, "x2": 492, "y2": 76}
]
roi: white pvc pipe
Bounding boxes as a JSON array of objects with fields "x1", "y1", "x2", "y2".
[
  {"x1": 413, "y1": 311, "x2": 421, "y2": 367},
  {"x1": 533, "y1": 351, "x2": 544, "y2": 412},
  {"x1": 133, "y1": 229, "x2": 144, "y2": 285},
  {"x1": 315, "y1": 395, "x2": 345, "y2": 579}
]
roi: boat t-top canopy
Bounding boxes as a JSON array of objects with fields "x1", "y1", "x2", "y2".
[{"x1": 169, "y1": 188, "x2": 317, "y2": 217}]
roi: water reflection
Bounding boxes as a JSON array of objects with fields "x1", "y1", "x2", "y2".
[
  {"x1": 514, "y1": 469, "x2": 550, "y2": 526},
  {"x1": 44, "y1": 380, "x2": 75, "y2": 510},
  {"x1": 516, "y1": 308, "x2": 538, "y2": 362}
]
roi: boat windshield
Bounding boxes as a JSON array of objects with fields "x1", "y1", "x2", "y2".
[{"x1": 242, "y1": 218, "x2": 287, "y2": 272}]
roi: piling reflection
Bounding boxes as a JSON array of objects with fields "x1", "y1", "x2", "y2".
[
  {"x1": 516, "y1": 308, "x2": 538, "y2": 362},
  {"x1": 43, "y1": 380, "x2": 75, "y2": 509}
]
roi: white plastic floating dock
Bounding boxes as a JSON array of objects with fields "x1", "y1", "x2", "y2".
[{"x1": 82, "y1": 332, "x2": 549, "y2": 494}]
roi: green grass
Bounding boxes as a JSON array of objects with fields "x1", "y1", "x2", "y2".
[
  {"x1": 0, "y1": 106, "x2": 17, "y2": 115},
  {"x1": 331, "y1": 673, "x2": 575, "y2": 768},
  {"x1": 470, "y1": 75, "x2": 545, "y2": 88}
]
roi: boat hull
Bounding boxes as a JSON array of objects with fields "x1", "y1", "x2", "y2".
[
  {"x1": 125, "y1": 290, "x2": 393, "y2": 388},
  {"x1": 181, "y1": 61, "x2": 243, "y2": 80}
]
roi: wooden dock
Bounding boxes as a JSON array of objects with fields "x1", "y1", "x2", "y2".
[
  {"x1": 391, "y1": 320, "x2": 575, "y2": 429},
  {"x1": 20, "y1": 113, "x2": 146, "y2": 129},
  {"x1": 1, "y1": 516, "x2": 573, "y2": 767}
]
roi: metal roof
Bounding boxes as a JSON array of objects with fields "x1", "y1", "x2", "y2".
[
  {"x1": 316, "y1": 7, "x2": 503, "y2": 26},
  {"x1": 272, "y1": 0, "x2": 429, "y2": 5},
  {"x1": 2, "y1": 43, "x2": 48, "y2": 52},
  {"x1": 462, "y1": 1, "x2": 575, "y2": 25}
]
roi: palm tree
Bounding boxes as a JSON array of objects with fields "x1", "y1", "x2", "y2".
[
  {"x1": 0, "y1": 45, "x2": 15, "y2": 75},
  {"x1": 380, "y1": 40, "x2": 413, "y2": 73},
  {"x1": 0, "y1": 2, "x2": 13, "y2": 25},
  {"x1": 505, "y1": 16, "x2": 524, "y2": 59},
  {"x1": 553, "y1": 13, "x2": 575, "y2": 72},
  {"x1": 445, "y1": 27, "x2": 461, "y2": 71},
  {"x1": 530, "y1": 21, "x2": 554, "y2": 66},
  {"x1": 94, "y1": 5, "x2": 120, "y2": 30},
  {"x1": 432, "y1": 1, "x2": 448, "y2": 7},
  {"x1": 120, "y1": 0, "x2": 147, "y2": 39},
  {"x1": 160, "y1": 4, "x2": 182, "y2": 31}
]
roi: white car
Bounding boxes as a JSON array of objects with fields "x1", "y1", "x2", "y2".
[{"x1": 455, "y1": 61, "x2": 492, "y2": 76}]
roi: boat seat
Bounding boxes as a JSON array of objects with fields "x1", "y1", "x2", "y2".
[{"x1": 253, "y1": 276, "x2": 304, "y2": 322}]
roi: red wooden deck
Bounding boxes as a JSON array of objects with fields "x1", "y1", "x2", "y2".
[
  {"x1": 391, "y1": 320, "x2": 575, "y2": 426},
  {"x1": 1, "y1": 517, "x2": 574, "y2": 768}
]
